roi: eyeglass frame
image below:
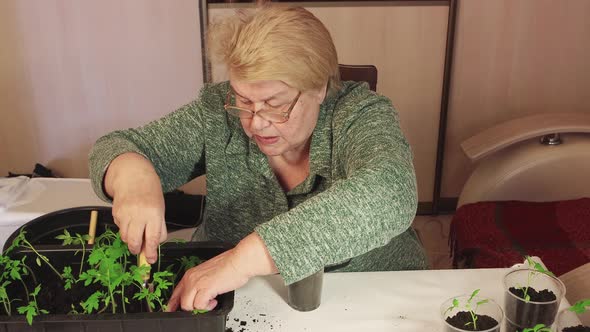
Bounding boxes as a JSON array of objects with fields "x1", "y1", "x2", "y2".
[{"x1": 224, "y1": 86, "x2": 302, "y2": 124}]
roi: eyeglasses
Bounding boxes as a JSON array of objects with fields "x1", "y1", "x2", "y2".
[{"x1": 224, "y1": 87, "x2": 301, "y2": 124}]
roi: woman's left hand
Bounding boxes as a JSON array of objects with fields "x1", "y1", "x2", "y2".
[{"x1": 166, "y1": 232, "x2": 278, "y2": 312}]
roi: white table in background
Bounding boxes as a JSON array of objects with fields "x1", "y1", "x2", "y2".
[
  {"x1": 0, "y1": 178, "x2": 110, "y2": 250},
  {"x1": 227, "y1": 268, "x2": 570, "y2": 332}
]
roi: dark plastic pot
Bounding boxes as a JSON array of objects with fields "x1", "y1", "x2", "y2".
[{"x1": 0, "y1": 242, "x2": 234, "y2": 332}]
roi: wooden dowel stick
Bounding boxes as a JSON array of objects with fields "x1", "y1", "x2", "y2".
[{"x1": 88, "y1": 210, "x2": 98, "y2": 245}]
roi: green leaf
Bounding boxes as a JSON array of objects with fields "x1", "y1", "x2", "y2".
[
  {"x1": 26, "y1": 308, "x2": 34, "y2": 325},
  {"x1": 569, "y1": 299, "x2": 590, "y2": 314},
  {"x1": 62, "y1": 266, "x2": 72, "y2": 276},
  {"x1": 31, "y1": 285, "x2": 41, "y2": 297},
  {"x1": 87, "y1": 249, "x2": 104, "y2": 265},
  {"x1": 476, "y1": 299, "x2": 489, "y2": 306},
  {"x1": 17, "y1": 304, "x2": 36, "y2": 325},
  {"x1": 533, "y1": 323, "x2": 549, "y2": 332},
  {"x1": 35, "y1": 257, "x2": 41, "y2": 266},
  {"x1": 81, "y1": 291, "x2": 103, "y2": 314},
  {"x1": 10, "y1": 267, "x2": 21, "y2": 280},
  {"x1": 192, "y1": 309, "x2": 208, "y2": 315}
]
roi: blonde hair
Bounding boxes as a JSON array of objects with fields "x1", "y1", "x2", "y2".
[{"x1": 208, "y1": 5, "x2": 341, "y2": 95}]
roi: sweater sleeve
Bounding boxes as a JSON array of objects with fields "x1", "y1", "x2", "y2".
[
  {"x1": 254, "y1": 94, "x2": 418, "y2": 285},
  {"x1": 88, "y1": 93, "x2": 209, "y2": 202}
]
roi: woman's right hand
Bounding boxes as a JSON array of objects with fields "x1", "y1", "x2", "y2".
[{"x1": 104, "y1": 153, "x2": 168, "y2": 264}]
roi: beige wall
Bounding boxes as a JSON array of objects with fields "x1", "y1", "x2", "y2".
[
  {"x1": 442, "y1": 0, "x2": 590, "y2": 197},
  {"x1": 3, "y1": 1, "x2": 589, "y2": 203},
  {"x1": 210, "y1": 3, "x2": 449, "y2": 202},
  {"x1": 0, "y1": 1, "x2": 203, "y2": 179}
]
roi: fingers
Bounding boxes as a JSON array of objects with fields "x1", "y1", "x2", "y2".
[
  {"x1": 112, "y1": 203, "x2": 129, "y2": 242},
  {"x1": 169, "y1": 266, "x2": 219, "y2": 312},
  {"x1": 165, "y1": 250, "x2": 251, "y2": 313},
  {"x1": 166, "y1": 280, "x2": 183, "y2": 312},
  {"x1": 206, "y1": 299, "x2": 218, "y2": 311},
  {"x1": 180, "y1": 282, "x2": 199, "y2": 311},
  {"x1": 159, "y1": 221, "x2": 168, "y2": 243},
  {"x1": 111, "y1": 200, "x2": 166, "y2": 257},
  {"x1": 126, "y1": 220, "x2": 146, "y2": 255},
  {"x1": 166, "y1": 280, "x2": 217, "y2": 312},
  {"x1": 192, "y1": 288, "x2": 218, "y2": 311},
  {"x1": 144, "y1": 221, "x2": 163, "y2": 263}
]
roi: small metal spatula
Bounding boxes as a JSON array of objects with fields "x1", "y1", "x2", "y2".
[{"x1": 138, "y1": 251, "x2": 154, "y2": 312}]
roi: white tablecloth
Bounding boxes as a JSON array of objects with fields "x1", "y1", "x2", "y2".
[
  {"x1": 227, "y1": 268, "x2": 570, "y2": 332},
  {"x1": 0, "y1": 178, "x2": 110, "y2": 250}
]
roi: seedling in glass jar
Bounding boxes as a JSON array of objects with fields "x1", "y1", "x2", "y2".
[
  {"x1": 517, "y1": 256, "x2": 555, "y2": 302},
  {"x1": 444, "y1": 289, "x2": 489, "y2": 330}
]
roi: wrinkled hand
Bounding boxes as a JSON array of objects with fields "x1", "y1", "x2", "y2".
[
  {"x1": 166, "y1": 249, "x2": 248, "y2": 311},
  {"x1": 166, "y1": 233, "x2": 278, "y2": 312},
  {"x1": 105, "y1": 153, "x2": 167, "y2": 263}
]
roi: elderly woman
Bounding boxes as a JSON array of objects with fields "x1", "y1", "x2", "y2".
[{"x1": 89, "y1": 5, "x2": 427, "y2": 312}]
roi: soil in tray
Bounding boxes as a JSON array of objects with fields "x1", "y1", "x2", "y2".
[
  {"x1": 445, "y1": 311, "x2": 500, "y2": 331},
  {"x1": 37, "y1": 269, "x2": 146, "y2": 314},
  {"x1": 0, "y1": 253, "x2": 193, "y2": 316},
  {"x1": 1, "y1": 243, "x2": 231, "y2": 319},
  {"x1": 562, "y1": 326, "x2": 590, "y2": 332},
  {"x1": 2, "y1": 260, "x2": 151, "y2": 315}
]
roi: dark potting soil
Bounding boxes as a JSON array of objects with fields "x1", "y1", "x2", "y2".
[
  {"x1": 1, "y1": 243, "x2": 232, "y2": 321},
  {"x1": 509, "y1": 287, "x2": 557, "y2": 302},
  {"x1": 504, "y1": 286, "x2": 559, "y2": 331},
  {"x1": 1, "y1": 252, "x2": 185, "y2": 316},
  {"x1": 3, "y1": 261, "x2": 149, "y2": 315},
  {"x1": 445, "y1": 311, "x2": 499, "y2": 331},
  {"x1": 562, "y1": 326, "x2": 590, "y2": 332},
  {"x1": 37, "y1": 271, "x2": 146, "y2": 314}
]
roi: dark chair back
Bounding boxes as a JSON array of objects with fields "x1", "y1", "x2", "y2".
[{"x1": 338, "y1": 64, "x2": 378, "y2": 92}]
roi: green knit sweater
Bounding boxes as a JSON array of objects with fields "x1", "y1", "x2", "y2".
[{"x1": 89, "y1": 81, "x2": 428, "y2": 285}]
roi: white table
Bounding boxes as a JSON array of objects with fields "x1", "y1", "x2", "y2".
[
  {"x1": 0, "y1": 178, "x2": 110, "y2": 250},
  {"x1": 227, "y1": 268, "x2": 571, "y2": 332}
]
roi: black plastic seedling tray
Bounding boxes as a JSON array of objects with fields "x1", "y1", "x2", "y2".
[
  {"x1": 0, "y1": 242, "x2": 234, "y2": 332},
  {"x1": 3, "y1": 203, "x2": 205, "y2": 253}
]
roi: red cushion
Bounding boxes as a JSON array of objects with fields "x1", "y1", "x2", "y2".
[{"x1": 450, "y1": 198, "x2": 590, "y2": 275}]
